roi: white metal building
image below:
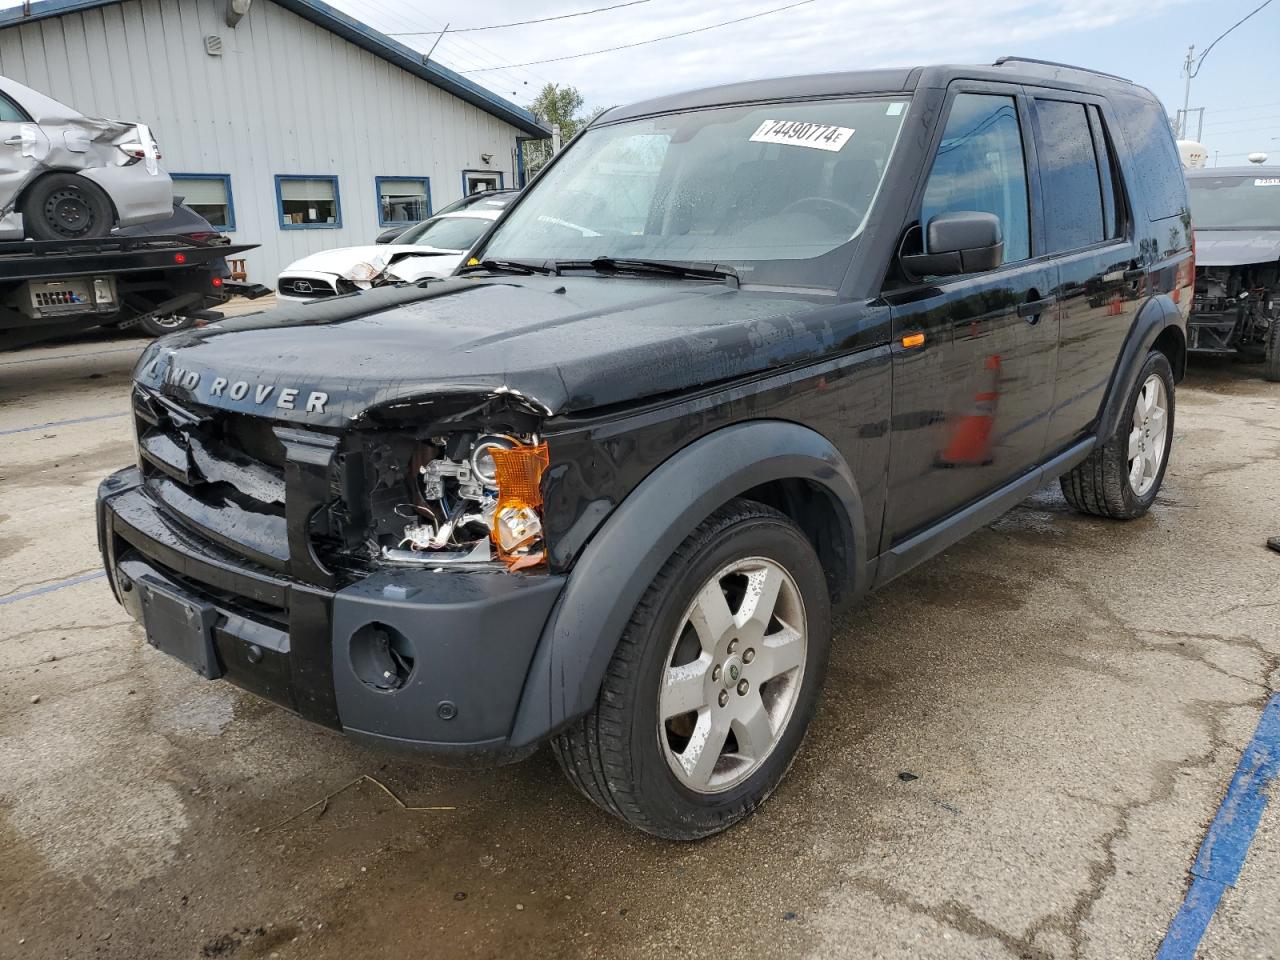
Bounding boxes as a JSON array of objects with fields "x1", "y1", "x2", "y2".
[{"x1": 0, "y1": 0, "x2": 548, "y2": 282}]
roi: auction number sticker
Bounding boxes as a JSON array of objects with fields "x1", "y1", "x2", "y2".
[
  {"x1": 750, "y1": 120, "x2": 854, "y2": 152},
  {"x1": 1255, "y1": 178, "x2": 1280, "y2": 187}
]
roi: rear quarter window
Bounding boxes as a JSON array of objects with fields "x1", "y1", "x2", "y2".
[{"x1": 1109, "y1": 93, "x2": 1188, "y2": 222}]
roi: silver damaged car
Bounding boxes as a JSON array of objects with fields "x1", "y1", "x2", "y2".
[{"x1": 0, "y1": 74, "x2": 172, "y2": 241}]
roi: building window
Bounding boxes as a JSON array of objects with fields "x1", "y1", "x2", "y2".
[
  {"x1": 171, "y1": 174, "x2": 235, "y2": 231},
  {"x1": 462, "y1": 169, "x2": 504, "y2": 196},
  {"x1": 275, "y1": 175, "x2": 342, "y2": 229},
  {"x1": 376, "y1": 177, "x2": 431, "y2": 226}
]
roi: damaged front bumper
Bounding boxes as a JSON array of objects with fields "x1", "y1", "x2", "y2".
[{"x1": 96, "y1": 467, "x2": 566, "y2": 763}]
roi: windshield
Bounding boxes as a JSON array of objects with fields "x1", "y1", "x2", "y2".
[
  {"x1": 1188, "y1": 175, "x2": 1280, "y2": 229},
  {"x1": 396, "y1": 216, "x2": 490, "y2": 249},
  {"x1": 481, "y1": 97, "x2": 909, "y2": 288}
]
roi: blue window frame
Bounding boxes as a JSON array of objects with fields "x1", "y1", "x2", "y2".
[
  {"x1": 171, "y1": 173, "x2": 235, "y2": 231},
  {"x1": 461, "y1": 169, "x2": 504, "y2": 196},
  {"x1": 274, "y1": 174, "x2": 342, "y2": 229},
  {"x1": 375, "y1": 176, "x2": 431, "y2": 227}
]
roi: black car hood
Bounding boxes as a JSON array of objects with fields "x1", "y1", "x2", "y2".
[
  {"x1": 137, "y1": 276, "x2": 873, "y2": 428},
  {"x1": 1194, "y1": 230, "x2": 1280, "y2": 268}
]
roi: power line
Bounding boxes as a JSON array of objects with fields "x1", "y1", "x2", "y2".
[
  {"x1": 388, "y1": 1, "x2": 653, "y2": 35},
  {"x1": 1203, "y1": 114, "x2": 1280, "y2": 130},
  {"x1": 460, "y1": 0, "x2": 817, "y2": 73},
  {"x1": 1189, "y1": 0, "x2": 1274, "y2": 78},
  {"x1": 1204, "y1": 99, "x2": 1280, "y2": 115}
]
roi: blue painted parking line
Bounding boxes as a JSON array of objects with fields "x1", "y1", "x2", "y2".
[
  {"x1": 0, "y1": 571, "x2": 107, "y2": 607},
  {"x1": 1156, "y1": 693, "x2": 1280, "y2": 959},
  {"x1": 0, "y1": 411, "x2": 128, "y2": 437}
]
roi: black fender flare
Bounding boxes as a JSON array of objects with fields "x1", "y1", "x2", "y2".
[
  {"x1": 1095, "y1": 295, "x2": 1186, "y2": 444},
  {"x1": 508, "y1": 419, "x2": 866, "y2": 747}
]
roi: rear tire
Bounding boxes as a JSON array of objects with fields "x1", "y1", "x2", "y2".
[
  {"x1": 1060, "y1": 350, "x2": 1174, "y2": 520},
  {"x1": 139, "y1": 313, "x2": 196, "y2": 338},
  {"x1": 22, "y1": 173, "x2": 114, "y2": 241},
  {"x1": 1264, "y1": 319, "x2": 1280, "y2": 383},
  {"x1": 551, "y1": 498, "x2": 831, "y2": 840}
]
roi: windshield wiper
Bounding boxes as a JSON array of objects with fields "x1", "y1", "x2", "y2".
[
  {"x1": 458, "y1": 258, "x2": 556, "y2": 276},
  {"x1": 557, "y1": 256, "x2": 740, "y2": 286}
]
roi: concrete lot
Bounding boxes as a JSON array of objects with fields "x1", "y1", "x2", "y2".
[{"x1": 1, "y1": 328, "x2": 1278, "y2": 960}]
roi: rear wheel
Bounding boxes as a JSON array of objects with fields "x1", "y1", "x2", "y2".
[
  {"x1": 139, "y1": 313, "x2": 196, "y2": 338},
  {"x1": 23, "y1": 173, "x2": 114, "y2": 241},
  {"x1": 1060, "y1": 350, "x2": 1174, "y2": 519},
  {"x1": 551, "y1": 499, "x2": 831, "y2": 840},
  {"x1": 1264, "y1": 319, "x2": 1280, "y2": 383}
]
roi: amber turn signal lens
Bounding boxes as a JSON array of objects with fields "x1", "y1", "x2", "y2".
[
  {"x1": 491, "y1": 442, "x2": 549, "y2": 510},
  {"x1": 901, "y1": 332, "x2": 926, "y2": 349}
]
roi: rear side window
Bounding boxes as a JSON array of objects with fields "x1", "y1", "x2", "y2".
[
  {"x1": 1109, "y1": 93, "x2": 1188, "y2": 222},
  {"x1": 921, "y1": 93, "x2": 1031, "y2": 263},
  {"x1": 1087, "y1": 105, "x2": 1125, "y2": 240},
  {"x1": 1034, "y1": 99, "x2": 1104, "y2": 252}
]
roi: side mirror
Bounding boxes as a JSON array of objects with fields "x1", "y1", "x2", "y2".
[
  {"x1": 375, "y1": 226, "x2": 404, "y2": 245},
  {"x1": 901, "y1": 211, "x2": 1004, "y2": 278}
]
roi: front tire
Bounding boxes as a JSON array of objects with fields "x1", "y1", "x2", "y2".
[
  {"x1": 1264, "y1": 318, "x2": 1280, "y2": 383},
  {"x1": 1060, "y1": 350, "x2": 1175, "y2": 519},
  {"x1": 22, "y1": 173, "x2": 114, "y2": 241},
  {"x1": 551, "y1": 499, "x2": 831, "y2": 840},
  {"x1": 139, "y1": 313, "x2": 197, "y2": 338}
]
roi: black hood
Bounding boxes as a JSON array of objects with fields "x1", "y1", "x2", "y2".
[
  {"x1": 1194, "y1": 229, "x2": 1280, "y2": 268},
  {"x1": 136, "y1": 276, "x2": 878, "y2": 428}
]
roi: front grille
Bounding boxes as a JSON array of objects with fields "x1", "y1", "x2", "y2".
[
  {"x1": 278, "y1": 275, "x2": 352, "y2": 299},
  {"x1": 134, "y1": 387, "x2": 290, "y2": 571}
]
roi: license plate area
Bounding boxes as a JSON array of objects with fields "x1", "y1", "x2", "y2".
[{"x1": 138, "y1": 577, "x2": 222, "y2": 679}]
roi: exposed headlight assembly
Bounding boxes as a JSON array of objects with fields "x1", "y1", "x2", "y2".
[
  {"x1": 343, "y1": 258, "x2": 388, "y2": 285},
  {"x1": 385, "y1": 433, "x2": 549, "y2": 570}
]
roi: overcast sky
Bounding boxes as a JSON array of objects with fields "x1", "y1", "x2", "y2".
[{"x1": 327, "y1": 0, "x2": 1280, "y2": 166}]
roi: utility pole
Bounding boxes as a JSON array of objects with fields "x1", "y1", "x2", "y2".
[{"x1": 1180, "y1": 44, "x2": 1195, "y2": 138}]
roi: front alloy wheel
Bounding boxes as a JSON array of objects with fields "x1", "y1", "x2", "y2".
[
  {"x1": 659, "y1": 557, "x2": 807, "y2": 793},
  {"x1": 552, "y1": 499, "x2": 831, "y2": 840},
  {"x1": 1127, "y1": 374, "x2": 1168, "y2": 496}
]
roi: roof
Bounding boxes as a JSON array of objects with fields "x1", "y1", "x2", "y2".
[
  {"x1": 0, "y1": 0, "x2": 550, "y2": 137},
  {"x1": 600, "y1": 58, "x2": 1145, "y2": 126}
]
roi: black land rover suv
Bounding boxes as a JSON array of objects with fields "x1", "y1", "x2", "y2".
[{"x1": 97, "y1": 58, "x2": 1191, "y2": 840}]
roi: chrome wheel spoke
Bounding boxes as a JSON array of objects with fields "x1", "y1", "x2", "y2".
[
  {"x1": 680, "y1": 712, "x2": 731, "y2": 788},
  {"x1": 1127, "y1": 426, "x2": 1143, "y2": 461},
  {"x1": 737, "y1": 564, "x2": 784, "y2": 641},
  {"x1": 660, "y1": 658, "x2": 711, "y2": 720},
  {"x1": 753, "y1": 625, "x2": 805, "y2": 682},
  {"x1": 731, "y1": 695, "x2": 775, "y2": 760},
  {"x1": 688, "y1": 580, "x2": 735, "y2": 652}
]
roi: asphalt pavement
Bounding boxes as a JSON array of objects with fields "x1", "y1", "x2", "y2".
[{"x1": 1, "y1": 328, "x2": 1277, "y2": 960}]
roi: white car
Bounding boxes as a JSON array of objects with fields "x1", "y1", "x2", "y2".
[
  {"x1": 0, "y1": 74, "x2": 171, "y2": 240},
  {"x1": 276, "y1": 208, "x2": 502, "y2": 302}
]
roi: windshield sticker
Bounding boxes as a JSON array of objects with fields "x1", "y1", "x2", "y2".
[
  {"x1": 749, "y1": 120, "x2": 854, "y2": 152},
  {"x1": 1255, "y1": 178, "x2": 1280, "y2": 187},
  {"x1": 886, "y1": 102, "x2": 906, "y2": 116}
]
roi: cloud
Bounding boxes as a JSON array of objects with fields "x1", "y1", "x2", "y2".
[{"x1": 335, "y1": 0, "x2": 1190, "y2": 109}]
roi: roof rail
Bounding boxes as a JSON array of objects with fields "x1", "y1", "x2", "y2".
[{"x1": 993, "y1": 56, "x2": 1131, "y2": 83}]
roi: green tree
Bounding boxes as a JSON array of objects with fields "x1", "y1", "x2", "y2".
[{"x1": 522, "y1": 83, "x2": 604, "y2": 180}]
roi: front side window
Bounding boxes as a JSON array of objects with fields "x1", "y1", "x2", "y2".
[
  {"x1": 377, "y1": 177, "x2": 430, "y2": 226},
  {"x1": 1035, "y1": 99, "x2": 1105, "y2": 252},
  {"x1": 276, "y1": 175, "x2": 340, "y2": 228},
  {"x1": 1188, "y1": 175, "x2": 1280, "y2": 229},
  {"x1": 479, "y1": 97, "x2": 910, "y2": 289},
  {"x1": 172, "y1": 174, "x2": 234, "y2": 230},
  {"x1": 921, "y1": 93, "x2": 1031, "y2": 263},
  {"x1": 0, "y1": 93, "x2": 27, "y2": 123}
]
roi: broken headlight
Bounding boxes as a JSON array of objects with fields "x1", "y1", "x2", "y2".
[
  {"x1": 385, "y1": 433, "x2": 549, "y2": 569},
  {"x1": 342, "y1": 257, "x2": 389, "y2": 288}
]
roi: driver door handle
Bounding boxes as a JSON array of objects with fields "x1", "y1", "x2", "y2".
[
  {"x1": 3, "y1": 136, "x2": 22, "y2": 146},
  {"x1": 1017, "y1": 296, "x2": 1056, "y2": 321}
]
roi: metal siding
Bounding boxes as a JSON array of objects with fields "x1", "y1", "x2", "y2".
[{"x1": 0, "y1": 0, "x2": 528, "y2": 282}]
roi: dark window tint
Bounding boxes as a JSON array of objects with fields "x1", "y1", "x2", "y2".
[
  {"x1": 921, "y1": 93, "x2": 1030, "y2": 263},
  {"x1": 1087, "y1": 105, "x2": 1124, "y2": 239},
  {"x1": 1035, "y1": 100, "x2": 1104, "y2": 252},
  {"x1": 1110, "y1": 93, "x2": 1188, "y2": 221},
  {"x1": 0, "y1": 94, "x2": 27, "y2": 123}
]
